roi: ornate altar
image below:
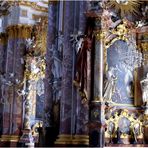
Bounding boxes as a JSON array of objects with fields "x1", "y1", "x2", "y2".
[
  {"x1": 99, "y1": 1, "x2": 148, "y2": 146},
  {"x1": 0, "y1": 0, "x2": 147, "y2": 147},
  {"x1": 86, "y1": 0, "x2": 148, "y2": 147},
  {"x1": 105, "y1": 109, "x2": 143, "y2": 145}
]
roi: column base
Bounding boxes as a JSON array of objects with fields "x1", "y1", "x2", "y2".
[
  {"x1": 55, "y1": 134, "x2": 89, "y2": 146},
  {"x1": 0, "y1": 135, "x2": 20, "y2": 142},
  {"x1": 55, "y1": 134, "x2": 73, "y2": 145},
  {"x1": 0, "y1": 135, "x2": 20, "y2": 147},
  {"x1": 19, "y1": 129, "x2": 34, "y2": 144},
  {"x1": 72, "y1": 135, "x2": 89, "y2": 145}
]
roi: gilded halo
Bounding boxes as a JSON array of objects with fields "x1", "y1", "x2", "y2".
[{"x1": 107, "y1": 0, "x2": 142, "y2": 17}]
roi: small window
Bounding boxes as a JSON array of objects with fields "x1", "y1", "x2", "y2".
[{"x1": 21, "y1": 10, "x2": 27, "y2": 17}]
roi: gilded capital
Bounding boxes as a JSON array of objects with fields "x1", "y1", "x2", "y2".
[
  {"x1": 93, "y1": 96, "x2": 103, "y2": 102},
  {"x1": 0, "y1": 33, "x2": 7, "y2": 45},
  {"x1": 6, "y1": 25, "x2": 32, "y2": 39},
  {"x1": 48, "y1": 0, "x2": 58, "y2": 5}
]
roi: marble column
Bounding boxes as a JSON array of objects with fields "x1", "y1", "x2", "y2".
[
  {"x1": 55, "y1": 1, "x2": 74, "y2": 145},
  {"x1": 2, "y1": 25, "x2": 31, "y2": 136},
  {"x1": 90, "y1": 17, "x2": 105, "y2": 147},
  {"x1": 60, "y1": 0, "x2": 74, "y2": 134},
  {"x1": 0, "y1": 33, "x2": 7, "y2": 135},
  {"x1": 0, "y1": 33, "x2": 7, "y2": 75},
  {"x1": 74, "y1": 1, "x2": 89, "y2": 146},
  {"x1": 93, "y1": 18, "x2": 104, "y2": 102},
  {"x1": 44, "y1": 1, "x2": 57, "y2": 146}
]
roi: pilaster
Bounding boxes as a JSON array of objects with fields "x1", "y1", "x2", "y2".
[
  {"x1": 55, "y1": 1, "x2": 74, "y2": 145},
  {"x1": 1, "y1": 25, "x2": 32, "y2": 141},
  {"x1": 44, "y1": 1, "x2": 57, "y2": 146},
  {"x1": 89, "y1": 15, "x2": 105, "y2": 147},
  {"x1": 0, "y1": 33, "x2": 7, "y2": 138},
  {"x1": 74, "y1": 1, "x2": 89, "y2": 146}
]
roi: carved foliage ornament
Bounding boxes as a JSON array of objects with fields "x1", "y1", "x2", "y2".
[
  {"x1": 33, "y1": 17, "x2": 48, "y2": 56},
  {"x1": 95, "y1": 19, "x2": 130, "y2": 49},
  {"x1": 24, "y1": 55, "x2": 45, "y2": 81},
  {"x1": 0, "y1": 1, "x2": 11, "y2": 17},
  {"x1": 105, "y1": 109, "x2": 143, "y2": 139}
]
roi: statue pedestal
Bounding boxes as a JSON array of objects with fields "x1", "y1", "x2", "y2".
[
  {"x1": 144, "y1": 106, "x2": 148, "y2": 115},
  {"x1": 106, "y1": 144, "x2": 148, "y2": 147},
  {"x1": 19, "y1": 129, "x2": 34, "y2": 147}
]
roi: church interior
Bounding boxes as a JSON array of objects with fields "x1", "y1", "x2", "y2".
[{"x1": 0, "y1": 0, "x2": 148, "y2": 147}]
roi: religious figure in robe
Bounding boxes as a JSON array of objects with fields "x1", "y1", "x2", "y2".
[
  {"x1": 140, "y1": 73, "x2": 148, "y2": 106},
  {"x1": 116, "y1": 127, "x2": 122, "y2": 144},
  {"x1": 132, "y1": 122, "x2": 140, "y2": 144},
  {"x1": 73, "y1": 19, "x2": 94, "y2": 103},
  {"x1": 51, "y1": 45, "x2": 62, "y2": 80},
  {"x1": 103, "y1": 67, "x2": 117, "y2": 102}
]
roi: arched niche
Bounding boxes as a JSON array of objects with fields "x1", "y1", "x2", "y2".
[{"x1": 106, "y1": 40, "x2": 134, "y2": 104}]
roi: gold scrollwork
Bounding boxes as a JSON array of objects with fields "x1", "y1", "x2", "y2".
[
  {"x1": 24, "y1": 55, "x2": 46, "y2": 81},
  {"x1": 105, "y1": 21, "x2": 129, "y2": 49},
  {"x1": 33, "y1": 18, "x2": 48, "y2": 56},
  {"x1": 94, "y1": 30, "x2": 105, "y2": 41},
  {"x1": 141, "y1": 42, "x2": 148, "y2": 52},
  {"x1": 105, "y1": 109, "x2": 143, "y2": 139}
]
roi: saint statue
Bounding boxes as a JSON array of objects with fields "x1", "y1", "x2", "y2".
[
  {"x1": 140, "y1": 73, "x2": 148, "y2": 107},
  {"x1": 74, "y1": 18, "x2": 94, "y2": 103},
  {"x1": 132, "y1": 122, "x2": 140, "y2": 144},
  {"x1": 51, "y1": 45, "x2": 62, "y2": 80},
  {"x1": 116, "y1": 127, "x2": 122, "y2": 144},
  {"x1": 108, "y1": 121, "x2": 115, "y2": 143},
  {"x1": 103, "y1": 67, "x2": 117, "y2": 102}
]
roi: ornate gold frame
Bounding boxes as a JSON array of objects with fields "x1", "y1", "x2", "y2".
[{"x1": 105, "y1": 109, "x2": 143, "y2": 139}]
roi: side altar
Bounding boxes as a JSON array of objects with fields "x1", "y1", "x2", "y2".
[{"x1": 82, "y1": 1, "x2": 148, "y2": 147}]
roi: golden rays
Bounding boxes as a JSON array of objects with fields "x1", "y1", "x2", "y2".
[{"x1": 107, "y1": 0, "x2": 142, "y2": 17}]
